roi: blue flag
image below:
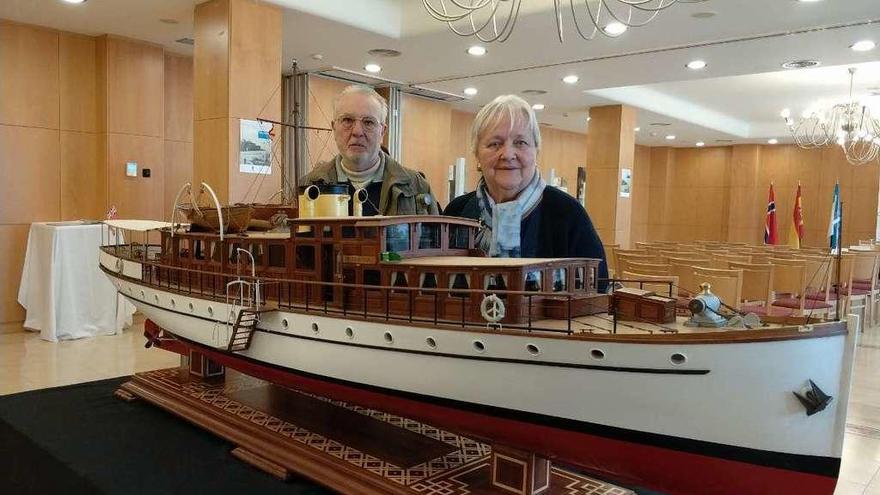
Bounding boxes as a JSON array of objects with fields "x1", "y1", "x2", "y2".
[{"x1": 827, "y1": 183, "x2": 841, "y2": 249}]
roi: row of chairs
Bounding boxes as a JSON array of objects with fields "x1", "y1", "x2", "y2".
[{"x1": 608, "y1": 244, "x2": 880, "y2": 324}]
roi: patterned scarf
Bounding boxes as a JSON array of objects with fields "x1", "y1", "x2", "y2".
[{"x1": 475, "y1": 170, "x2": 546, "y2": 257}]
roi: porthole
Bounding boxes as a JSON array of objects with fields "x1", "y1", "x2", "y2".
[
  {"x1": 282, "y1": 319, "x2": 289, "y2": 329},
  {"x1": 526, "y1": 344, "x2": 540, "y2": 356},
  {"x1": 590, "y1": 348, "x2": 605, "y2": 360},
  {"x1": 207, "y1": 306, "x2": 214, "y2": 317},
  {"x1": 311, "y1": 322, "x2": 319, "y2": 333},
  {"x1": 384, "y1": 331, "x2": 394, "y2": 344},
  {"x1": 473, "y1": 340, "x2": 486, "y2": 353},
  {"x1": 127, "y1": 286, "x2": 132, "y2": 294},
  {"x1": 154, "y1": 294, "x2": 160, "y2": 303},
  {"x1": 345, "y1": 327, "x2": 354, "y2": 339},
  {"x1": 670, "y1": 353, "x2": 687, "y2": 365},
  {"x1": 140, "y1": 290, "x2": 145, "y2": 298},
  {"x1": 170, "y1": 298, "x2": 176, "y2": 309},
  {"x1": 188, "y1": 302, "x2": 194, "y2": 313},
  {"x1": 426, "y1": 337, "x2": 437, "y2": 349}
]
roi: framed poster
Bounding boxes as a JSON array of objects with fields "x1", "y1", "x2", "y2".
[
  {"x1": 239, "y1": 119, "x2": 272, "y2": 174},
  {"x1": 620, "y1": 168, "x2": 632, "y2": 198}
]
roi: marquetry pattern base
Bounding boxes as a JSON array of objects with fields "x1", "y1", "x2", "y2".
[{"x1": 117, "y1": 368, "x2": 633, "y2": 495}]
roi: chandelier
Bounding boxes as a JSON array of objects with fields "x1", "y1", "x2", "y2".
[
  {"x1": 422, "y1": 0, "x2": 679, "y2": 43},
  {"x1": 782, "y1": 68, "x2": 880, "y2": 166}
]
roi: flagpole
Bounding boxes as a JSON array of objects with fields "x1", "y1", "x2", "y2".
[{"x1": 836, "y1": 201, "x2": 843, "y2": 321}]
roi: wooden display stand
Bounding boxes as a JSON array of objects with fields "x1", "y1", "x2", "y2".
[{"x1": 117, "y1": 364, "x2": 633, "y2": 495}]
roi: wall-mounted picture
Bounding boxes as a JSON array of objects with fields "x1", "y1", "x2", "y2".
[
  {"x1": 239, "y1": 119, "x2": 272, "y2": 174},
  {"x1": 620, "y1": 168, "x2": 632, "y2": 197}
]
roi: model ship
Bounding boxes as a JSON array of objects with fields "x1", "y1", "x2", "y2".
[{"x1": 98, "y1": 183, "x2": 857, "y2": 495}]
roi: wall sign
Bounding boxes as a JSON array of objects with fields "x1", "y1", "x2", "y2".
[
  {"x1": 620, "y1": 168, "x2": 632, "y2": 198},
  {"x1": 239, "y1": 119, "x2": 272, "y2": 174}
]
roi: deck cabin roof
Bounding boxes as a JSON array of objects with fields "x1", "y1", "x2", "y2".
[
  {"x1": 287, "y1": 215, "x2": 480, "y2": 229},
  {"x1": 383, "y1": 256, "x2": 598, "y2": 268}
]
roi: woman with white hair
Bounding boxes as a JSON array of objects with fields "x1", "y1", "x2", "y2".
[{"x1": 444, "y1": 94, "x2": 607, "y2": 289}]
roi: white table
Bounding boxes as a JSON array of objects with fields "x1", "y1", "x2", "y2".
[{"x1": 17, "y1": 222, "x2": 135, "y2": 342}]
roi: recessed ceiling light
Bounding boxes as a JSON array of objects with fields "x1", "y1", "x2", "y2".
[
  {"x1": 603, "y1": 22, "x2": 628, "y2": 36},
  {"x1": 364, "y1": 63, "x2": 382, "y2": 73},
  {"x1": 562, "y1": 75, "x2": 579, "y2": 84},
  {"x1": 368, "y1": 48, "x2": 402, "y2": 58},
  {"x1": 696, "y1": 142, "x2": 705, "y2": 147},
  {"x1": 532, "y1": 104, "x2": 545, "y2": 110},
  {"x1": 466, "y1": 45, "x2": 487, "y2": 56},
  {"x1": 781, "y1": 59, "x2": 820, "y2": 69},
  {"x1": 686, "y1": 60, "x2": 707, "y2": 70},
  {"x1": 61, "y1": 0, "x2": 87, "y2": 3},
  {"x1": 851, "y1": 40, "x2": 876, "y2": 52},
  {"x1": 634, "y1": 127, "x2": 641, "y2": 132},
  {"x1": 463, "y1": 87, "x2": 478, "y2": 96},
  {"x1": 768, "y1": 138, "x2": 779, "y2": 144},
  {"x1": 665, "y1": 135, "x2": 676, "y2": 140}
]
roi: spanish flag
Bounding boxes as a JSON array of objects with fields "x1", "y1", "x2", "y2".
[{"x1": 789, "y1": 182, "x2": 805, "y2": 249}]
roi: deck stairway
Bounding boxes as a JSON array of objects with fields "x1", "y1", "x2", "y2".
[{"x1": 227, "y1": 308, "x2": 260, "y2": 352}]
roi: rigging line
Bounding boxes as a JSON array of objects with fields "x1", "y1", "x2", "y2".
[
  {"x1": 803, "y1": 255, "x2": 834, "y2": 326},
  {"x1": 411, "y1": 18, "x2": 880, "y2": 85}
]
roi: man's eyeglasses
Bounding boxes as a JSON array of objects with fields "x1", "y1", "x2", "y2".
[{"x1": 335, "y1": 116, "x2": 383, "y2": 132}]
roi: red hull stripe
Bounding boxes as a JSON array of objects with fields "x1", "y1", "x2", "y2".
[{"x1": 164, "y1": 332, "x2": 840, "y2": 490}]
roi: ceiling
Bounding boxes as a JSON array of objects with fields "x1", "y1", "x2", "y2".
[{"x1": 3, "y1": 0, "x2": 880, "y2": 147}]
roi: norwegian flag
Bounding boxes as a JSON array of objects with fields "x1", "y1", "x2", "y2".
[
  {"x1": 105, "y1": 205, "x2": 118, "y2": 220},
  {"x1": 764, "y1": 183, "x2": 778, "y2": 245}
]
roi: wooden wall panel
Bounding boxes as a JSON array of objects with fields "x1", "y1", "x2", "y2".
[
  {"x1": 193, "y1": 0, "x2": 229, "y2": 121},
  {"x1": 164, "y1": 140, "x2": 193, "y2": 220},
  {"x1": 107, "y1": 134, "x2": 164, "y2": 219},
  {"x1": 0, "y1": 225, "x2": 30, "y2": 323},
  {"x1": 228, "y1": 0, "x2": 281, "y2": 121},
  {"x1": 193, "y1": 118, "x2": 230, "y2": 202},
  {"x1": 447, "y1": 110, "x2": 476, "y2": 195},
  {"x1": 60, "y1": 33, "x2": 97, "y2": 133},
  {"x1": 0, "y1": 22, "x2": 59, "y2": 129},
  {"x1": 0, "y1": 125, "x2": 61, "y2": 223},
  {"x1": 401, "y1": 94, "x2": 452, "y2": 200},
  {"x1": 61, "y1": 131, "x2": 104, "y2": 220},
  {"x1": 164, "y1": 54, "x2": 194, "y2": 142},
  {"x1": 105, "y1": 36, "x2": 165, "y2": 137}
]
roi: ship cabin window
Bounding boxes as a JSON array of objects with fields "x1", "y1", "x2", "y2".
[
  {"x1": 574, "y1": 266, "x2": 585, "y2": 291},
  {"x1": 210, "y1": 241, "x2": 222, "y2": 263},
  {"x1": 385, "y1": 224, "x2": 410, "y2": 252},
  {"x1": 449, "y1": 273, "x2": 470, "y2": 298},
  {"x1": 250, "y1": 243, "x2": 264, "y2": 265},
  {"x1": 228, "y1": 242, "x2": 243, "y2": 263},
  {"x1": 362, "y1": 227, "x2": 377, "y2": 239},
  {"x1": 417, "y1": 223, "x2": 441, "y2": 250},
  {"x1": 420, "y1": 272, "x2": 438, "y2": 295},
  {"x1": 295, "y1": 225, "x2": 315, "y2": 238},
  {"x1": 268, "y1": 244, "x2": 285, "y2": 268},
  {"x1": 391, "y1": 271, "x2": 408, "y2": 293},
  {"x1": 552, "y1": 268, "x2": 567, "y2": 292},
  {"x1": 341, "y1": 226, "x2": 357, "y2": 238},
  {"x1": 194, "y1": 240, "x2": 207, "y2": 261},
  {"x1": 364, "y1": 269, "x2": 381, "y2": 286},
  {"x1": 590, "y1": 266, "x2": 597, "y2": 289},
  {"x1": 524, "y1": 271, "x2": 542, "y2": 292},
  {"x1": 449, "y1": 225, "x2": 470, "y2": 250},
  {"x1": 484, "y1": 273, "x2": 509, "y2": 299},
  {"x1": 343, "y1": 269, "x2": 356, "y2": 284},
  {"x1": 322, "y1": 225, "x2": 333, "y2": 237},
  {"x1": 295, "y1": 245, "x2": 315, "y2": 271},
  {"x1": 162, "y1": 235, "x2": 171, "y2": 258}
]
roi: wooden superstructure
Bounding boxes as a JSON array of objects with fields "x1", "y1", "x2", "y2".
[{"x1": 154, "y1": 215, "x2": 606, "y2": 327}]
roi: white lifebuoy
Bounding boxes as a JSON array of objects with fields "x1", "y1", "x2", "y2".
[
  {"x1": 115, "y1": 258, "x2": 124, "y2": 273},
  {"x1": 480, "y1": 294, "x2": 506, "y2": 323}
]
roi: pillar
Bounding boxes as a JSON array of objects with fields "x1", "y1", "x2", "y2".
[
  {"x1": 585, "y1": 105, "x2": 637, "y2": 248},
  {"x1": 193, "y1": 0, "x2": 282, "y2": 204}
]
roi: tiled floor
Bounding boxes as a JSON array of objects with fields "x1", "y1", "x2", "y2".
[{"x1": 2, "y1": 317, "x2": 880, "y2": 494}]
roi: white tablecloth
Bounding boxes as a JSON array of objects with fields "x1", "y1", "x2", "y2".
[{"x1": 17, "y1": 222, "x2": 136, "y2": 342}]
